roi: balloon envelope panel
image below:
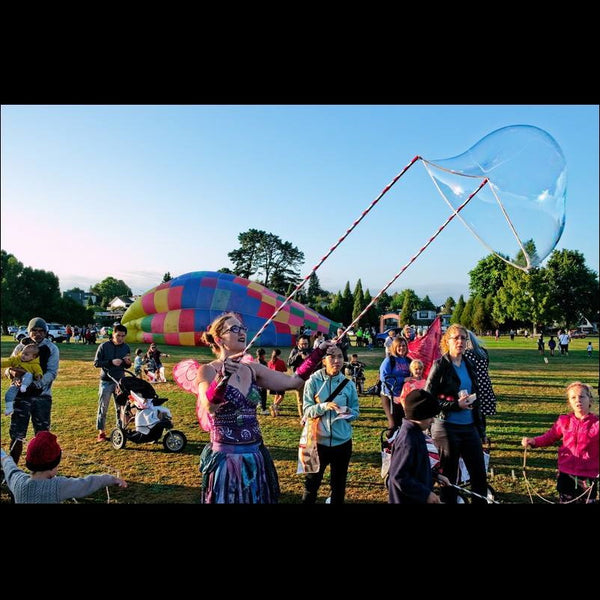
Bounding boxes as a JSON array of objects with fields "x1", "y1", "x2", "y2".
[{"x1": 122, "y1": 271, "x2": 340, "y2": 347}]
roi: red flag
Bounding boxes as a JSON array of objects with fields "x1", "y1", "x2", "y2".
[{"x1": 407, "y1": 316, "x2": 442, "y2": 378}]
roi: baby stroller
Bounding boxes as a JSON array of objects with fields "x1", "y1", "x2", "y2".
[
  {"x1": 107, "y1": 371, "x2": 187, "y2": 453},
  {"x1": 344, "y1": 363, "x2": 366, "y2": 394},
  {"x1": 365, "y1": 379, "x2": 382, "y2": 397}
]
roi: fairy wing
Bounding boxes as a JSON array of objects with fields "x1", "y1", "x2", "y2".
[
  {"x1": 172, "y1": 358, "x2": 213, "y2": 432},
  {"x1": 173, "y1": 359, "x2": 201, "y2": 395}
]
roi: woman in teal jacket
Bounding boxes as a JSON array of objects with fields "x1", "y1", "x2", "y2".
[{"x1": 302, "y1": 345, "x2": 360, "y2": 504}]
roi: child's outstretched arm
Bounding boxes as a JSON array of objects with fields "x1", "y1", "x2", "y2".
[{"x1": 56, "y1": 474, "x2": 128, "y2": 502}]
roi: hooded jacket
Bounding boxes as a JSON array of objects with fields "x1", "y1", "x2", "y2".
[
  {"x1": 531, "y1": 412, "x2": 599, "y2": 478},
  {"x1": 303, "y1": 368, "x2": 360, "y2": 447}
]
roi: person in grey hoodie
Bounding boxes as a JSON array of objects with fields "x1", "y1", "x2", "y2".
[{"x1": 301, "y1": 345, "x2": 360, "y2": 504}]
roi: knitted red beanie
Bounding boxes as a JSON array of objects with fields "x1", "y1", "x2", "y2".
[{"x1": 25, "y1": 431, "x2": 62, "y2": 472}]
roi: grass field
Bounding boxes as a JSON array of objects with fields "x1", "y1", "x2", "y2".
[{"x1": 1, "y1": 334, "x2": 598, "y2": 504}]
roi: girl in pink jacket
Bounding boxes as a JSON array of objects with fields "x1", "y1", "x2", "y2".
[{"x1": 522, "y1": 381, "x2": 598, "y2": 503}]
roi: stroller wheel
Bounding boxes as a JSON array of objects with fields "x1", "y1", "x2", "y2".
[
  {"x1": 110, "y1": 428, "x2": 127, "y2": 450},
  {"x1": 163, "y1": 430, "x2": 187, "y2": 453}
]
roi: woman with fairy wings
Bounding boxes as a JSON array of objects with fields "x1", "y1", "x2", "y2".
[{"x1": 173, "y1": 312, "x2": 333, "y2": 504}]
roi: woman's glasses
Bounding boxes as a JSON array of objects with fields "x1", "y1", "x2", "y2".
[{"x1": 223, "y1": 325, "x2": 248, "y2": 334}]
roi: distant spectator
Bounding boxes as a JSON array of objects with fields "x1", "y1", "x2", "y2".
[
  {"x1": 558, "y1": 329, "x2": 571, "y2": 355},
  {"x1": 510, "y1": 329, "x2": 515, "y2": 341},
  {"x1": 587, "y1": 342, "x2": 593, "y2": 358},
  {"x1": 268, "y1": 349, "x2": 287, "y2": 416},
  {"x1": 548, "y1": 336, "x2": 557, "y2": 356},
  {"x1": 287, "y1": 335, "x2": 312, "y2": 419},
  {"x1": 133, "y1": 348, "x2": 144, "y2": 377},
  {"x1": 146, "y1": 343, "x2": 170, "y2": 383},
  {"x1": 336, "y1": 327, "x2": 350, "y2": 362},
  {"x1": 312, "y1": 331, "x2": 325, "y2": 349},
  {"x1": 255, "y1": 348, "x2": 269, "y2": 415},
  {"x1": 537, "y1": 334, "x2": 545, "y2": 355},
  {"x1": 384, "y1": 328, "x2": 398, "y2": 357}
]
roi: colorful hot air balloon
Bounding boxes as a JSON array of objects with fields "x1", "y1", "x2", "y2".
[{"x1": 121, "y1": 271, "x2": 340, "y2": 347}]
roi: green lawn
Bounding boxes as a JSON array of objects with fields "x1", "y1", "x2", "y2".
[{"x1": 1, "y1": 334, "x2": 598, "y2": 504}]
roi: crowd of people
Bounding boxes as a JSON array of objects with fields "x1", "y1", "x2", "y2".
[{"x1": 1, "y1": 315, "x2": 597, "y2": 505}]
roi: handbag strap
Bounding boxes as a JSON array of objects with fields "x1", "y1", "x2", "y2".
[{"x1": 316, "y1": 377, "x2": 350, "y2": 404}]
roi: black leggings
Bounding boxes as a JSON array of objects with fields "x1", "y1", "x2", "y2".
[
  {"x1": 302, "y1": 440, "x2": 352, "y2": 504},
  {"x1": 557, "y1": 472, "x2": 598, "y2": 503}
]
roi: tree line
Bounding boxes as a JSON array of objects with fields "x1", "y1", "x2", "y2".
[
  {"x1": 2, "y1": 231, "x2": 597, "y2": 335},
  {"x1": 1, "y1": 250, "x2": 135, "y2": 332}
]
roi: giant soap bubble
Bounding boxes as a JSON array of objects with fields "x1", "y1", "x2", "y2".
[{"x1": 421, "y1": 124, "x2": 567, "y2": 271}]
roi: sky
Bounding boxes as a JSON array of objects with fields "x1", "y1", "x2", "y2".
[{"x1": 1, "y1": 105, "x2": 598, "y2": 307}]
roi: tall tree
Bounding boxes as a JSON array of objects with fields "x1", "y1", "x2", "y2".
[
  {"x1": 389, "y1": 291, "x2": 405, "y2": 312},
  {"x1": 469, "y1": 253, "x2": 510, "y2": 298},
  {"x1": 90, "y1": 277, "x2": 133, "y2": 308},
  {"x1": 1, "y1": 250, "x2": 24, "y2": 329},
  {"x1": 419, "y1": 295, "x2": 437, "y2": 311},
  {"x1": 352, "y1": 279, "x2": 365, "y2": 322},
  {"x1": 494, "y1": 266, "x2": 551, "y2": 333},
  {"x1": 306, "y1": 273, "x2": 323, "y2": 306},
  {"x1": 227, "y1": 228, "x2": 265, "y2": 279},
  {"x1": 341, "y1": 282, "x2": 354, "y2": 326},
  {"x1": 442, "y1": 296, "x2": 456, "y2": 314},
  {"x1": 399, "y1": 290, "x2": 418, "y2": 326},
  {"x1": 471, "y1": 296, "x2": 486, "y2": 334},
  {"x1": 484, "y1": 294, "x2": 497, "y2": 329},
  {"x1": 327, "y1": 291, "x2": 344, "y2": 323},
  {"x1": 461, "y1": 297, "x2": 474, "y2": 330},
  {"x1": 227, "y1": 229, "x2": 305, "y2": 295},
  {"x1": 544, "y1": 249, "x2": 599, "y2": 329},
  {"x1": 451, "y1": 295, "x2": 466, "y2": 324},
  {"x1": 162, "y1": 272, "x2": 172, "y2": 283},
  {"x1": 362, "y1": 289, "x2": 379, "y2": 328}
]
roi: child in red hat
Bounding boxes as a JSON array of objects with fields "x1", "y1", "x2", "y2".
[{"x1": 1, "y1": 431, "x2": 127, "y2": 503}]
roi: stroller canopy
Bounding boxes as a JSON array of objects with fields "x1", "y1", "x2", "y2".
[{"x1": 115, "y1": 375, "x2": 159, "y2": 405}]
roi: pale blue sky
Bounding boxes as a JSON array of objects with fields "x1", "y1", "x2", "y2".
[{"x1": 1, "y1": 105, "x2": 598, "y2": 306}]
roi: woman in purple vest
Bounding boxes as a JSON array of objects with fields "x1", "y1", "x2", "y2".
[{"x1": 195, "y1": 312, "x2": 331, "y2": 503}]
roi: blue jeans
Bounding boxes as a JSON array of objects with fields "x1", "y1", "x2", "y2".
[
  {"x1": 5, "y1": 372, "x2": 33, "y2": 411},
  {"x1": 431, "y1": 419, "x2": 488, "y2": 504},
  {"x1": 96, "y1": 380, "x2": 119, "y2": 431}
]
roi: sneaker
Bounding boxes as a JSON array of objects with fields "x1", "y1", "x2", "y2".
[{"x1": 96, "y1": 432, "x2": 107, "y2": 442}]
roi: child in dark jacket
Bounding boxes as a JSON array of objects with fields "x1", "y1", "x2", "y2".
[{"x1": 388, "y1": 389, "x2": 449, "y2": 503}]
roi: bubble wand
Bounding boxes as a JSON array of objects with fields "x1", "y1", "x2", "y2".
[
  {"x1": 333, "y1": 178, "x2": 489, "y2": 342},
  {"x1": 242, "y1": 155, "x2": 421, "y2": 353}
]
